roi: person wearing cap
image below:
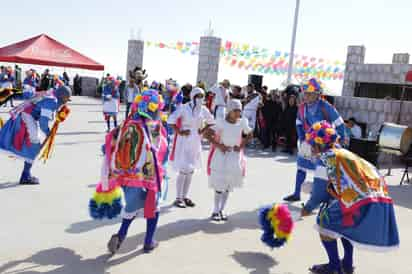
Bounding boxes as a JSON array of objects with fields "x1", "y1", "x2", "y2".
[
  {"x1": 102, "y1": 76, "x2": 120, "y2": 132},
  {"x1": 300, "y1": 121, "x2": 399, "y2": 274},
  {"x1": 0, "y1": 86, "x2": 71, "y2": 184},
  {"x1": 284, "y1": 78, "x2": 346, "y2": 202},
  {"x1": 205, "y1": 99, "x2": 252, "y2": 221},
  {"x1": 243, "y1": 83, "x2": 263, "y2": 133},
  {"x1": 104, "y1": 89, "x2": 168, "y2": 254},
  {"x1": 211, "y1": 79, "x2": 230, "y2": 120},
  {"x1": 167, "y1": 87, "x2": 214, "y2": 208}
]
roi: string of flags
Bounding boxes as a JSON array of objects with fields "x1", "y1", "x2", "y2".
[{"x1": 144, "y1": 40, "x2": 345, "y2": 80}]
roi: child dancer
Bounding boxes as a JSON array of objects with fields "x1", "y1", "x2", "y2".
[
  {"x1": 205, "y1": 99, "x2": 252, "y2": 221},
  {"x1": 167, "y1": 87, "x2": 214, "y2": 208},
  {"x1": 102, "y1": 76, "x2": 120, "y2": 132}
]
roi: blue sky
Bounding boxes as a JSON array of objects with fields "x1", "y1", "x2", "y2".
[{"x1": 2, "y1": 0, "x2": 411, "y2": 92}]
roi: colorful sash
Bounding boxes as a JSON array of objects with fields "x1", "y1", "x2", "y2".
[{"x1": 322, "y1": 148, "x2": 392, "y2": 226}]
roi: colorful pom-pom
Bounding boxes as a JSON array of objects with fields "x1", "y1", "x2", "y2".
[
  {"x1": 89, "y1": 180, "x2": 123, "y2": 220},
  {"x1": 258, "y1": 203, "x2": 294, "y2": 248}
]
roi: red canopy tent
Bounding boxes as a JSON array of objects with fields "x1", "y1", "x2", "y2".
[
  {"x1": 0, "y1": 34, "x2": 104, "y2": 71},
  {"x1": 405, "y1": 70, "x2": 412, "y2": 83}
]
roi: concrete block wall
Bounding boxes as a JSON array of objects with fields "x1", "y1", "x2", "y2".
[
  {"x1": 392, "y1": 53, "x2": 410, "y2": 64},
  {"x1": 342, "y1": 46, "x2": 365, "y2": 96},
  {"x1": 350, "y1": 63, "x2": 412, "y2": 84},
  {"x1": 342, "y1": 46, "x2": 412, "y2": 96},
  {"x1": 196, "y1": 36, "x2": 222, "y2": 89},
  {"x1": 126, "y1": 40, "x2": 144, "y2": 79}
]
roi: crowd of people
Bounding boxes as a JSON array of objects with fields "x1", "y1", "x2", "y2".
[
  {"x1": 98, "y1": 74, "x2": 302, "y2": 154},
  {"x1": 0, "y1": 66, "x2": 73, "y2": 103}
]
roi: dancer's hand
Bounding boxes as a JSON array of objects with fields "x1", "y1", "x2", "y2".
[
  {"x1": 217, "y1": 143, "x2": 229, "y2": 153},
  {"x1": 178, "y1": 129, "x2": 191, "y2": 136},
  {"x1": 234, "y1": 146, "x2": 241, "y2": 152},
  {"x1": 300, "y1": 207, "x2": 311, "y2": 217}
]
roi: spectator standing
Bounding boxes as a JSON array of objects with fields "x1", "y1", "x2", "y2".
[
  {"x1": 62, "y1": 72, "x2": 70, "y2": 86},
  {"x1": 40, "y1": 69, "x2": 51, "y2": 90},
  {"x1": 73, "y1": 74, "x2": 81, "y2": 96},
  {"x1": 261, "y1": 90, "x2": 282, "y2": 151},
  {"x1": 125, "y1": 78, "x2": 140, "y2": 118},
  {"x1": 281, "y1": 94, "x2": 298, "y2": 154}
]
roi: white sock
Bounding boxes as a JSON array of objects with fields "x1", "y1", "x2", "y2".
[
  {"x1": 182, "y1": 172, "x2": 193, "y2": 199},
  {"x1": 214, "y1": 192, "x2": 222, "y2": 213},
  {"x1": 220, "y1": 191, "x2": 229, "y2": 212},
  {"x1": 176, "y1": 172, "x2": 186, "y2": 200}
]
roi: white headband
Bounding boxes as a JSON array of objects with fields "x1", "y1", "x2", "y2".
[
  {"x1": 190, "y1": 87, "x2": 205, "y2": 101},
  {"x1": 227, "y1": 99, "x2": 242, "y2": 112}
]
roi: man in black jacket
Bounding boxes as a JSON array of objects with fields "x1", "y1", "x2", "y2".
[
  {"x1": 261, "y1": 90, "x2": 282, "y2": 151},
  {"x1": 40, "y1": 69, "x2": 51, "y2": 90}
]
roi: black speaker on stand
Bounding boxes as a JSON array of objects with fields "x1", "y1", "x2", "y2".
[{"x1": 248, "y1": 74, "x2": 263, "y2": 91}]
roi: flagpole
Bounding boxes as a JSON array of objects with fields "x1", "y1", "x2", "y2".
[{"x1": 286, "y1": 0, "x2": 301, "y2": 84}]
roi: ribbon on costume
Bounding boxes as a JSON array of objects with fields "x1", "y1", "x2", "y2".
[
  {"x1": 39, "y1": 104, "x2": 70, "y2": 162},
  {"x1": 142, "y1": 119, "x2": 162, "y2": 219}
]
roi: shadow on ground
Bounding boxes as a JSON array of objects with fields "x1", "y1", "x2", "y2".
[
  {"x1": 231, "y1": 251, "x2": 278, "y2": 274},
  {"x1": 116, "y1": 209, "x2": 260, "y2": 255},
  {"x1": 0, "y1": 182, "x2": 20, "y2": 190},
  {"x1": 66, "y1": 205, "x2": 176, "y2": 234},
  {"x1": 0, "y1": 247, "x2": 110, "y2": 274}
]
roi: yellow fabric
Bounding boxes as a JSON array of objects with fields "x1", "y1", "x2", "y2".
[{"x1": 93, "y1": 186, "x2": 122, "y2": 205}]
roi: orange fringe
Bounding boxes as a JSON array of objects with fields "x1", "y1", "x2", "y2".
[{"x1": 39, "y1": 105, "x2": 70, "y2": 162}]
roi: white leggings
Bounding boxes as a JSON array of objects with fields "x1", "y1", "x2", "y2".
[{"x1": 176, "y1": 170, "x2": 194, "y2": 200}]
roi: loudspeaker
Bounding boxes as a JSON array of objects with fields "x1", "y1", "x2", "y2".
[{"x1": 248, "y1": 74, "x2": 263, "y2": 91}]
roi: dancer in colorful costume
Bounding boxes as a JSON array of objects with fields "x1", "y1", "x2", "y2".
[
  {"x1": 205, "y1": 99, "x2": 252, "y2": 221},
  {"x1": 168, "y1": 87, "x2": 214, "y2": 208},
  {"x1": 102, "y1": 76, "x2": 120, "y2": 132},
  {"x1": 284, "y1": 78, "x2": 345, "y2": 202},
  {"x1": 90, "y1": 89, "x2": 168, "y2": 254},
  {"x1": 301, "y1": 121, "x2": 399, "y2": 274},
  {"x1": 0, "y1": 86, "x2": 71, "y2": 184}
]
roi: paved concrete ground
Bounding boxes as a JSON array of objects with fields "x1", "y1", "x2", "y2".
[{"x1": 0, "y1": 96, "x2": 411, "y2": 274}]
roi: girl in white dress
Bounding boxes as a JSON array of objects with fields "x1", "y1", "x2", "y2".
[
  {"x1": 205, "y1": 99, "x2": 252, "y2": 221},
  {"x1": 167, "y1": 87, "x2": 214, "y2": 208}
]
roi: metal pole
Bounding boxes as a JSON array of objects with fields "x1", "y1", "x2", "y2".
[{"x1": 286, "y1": 0, "x2": 301, "y2": 84}]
